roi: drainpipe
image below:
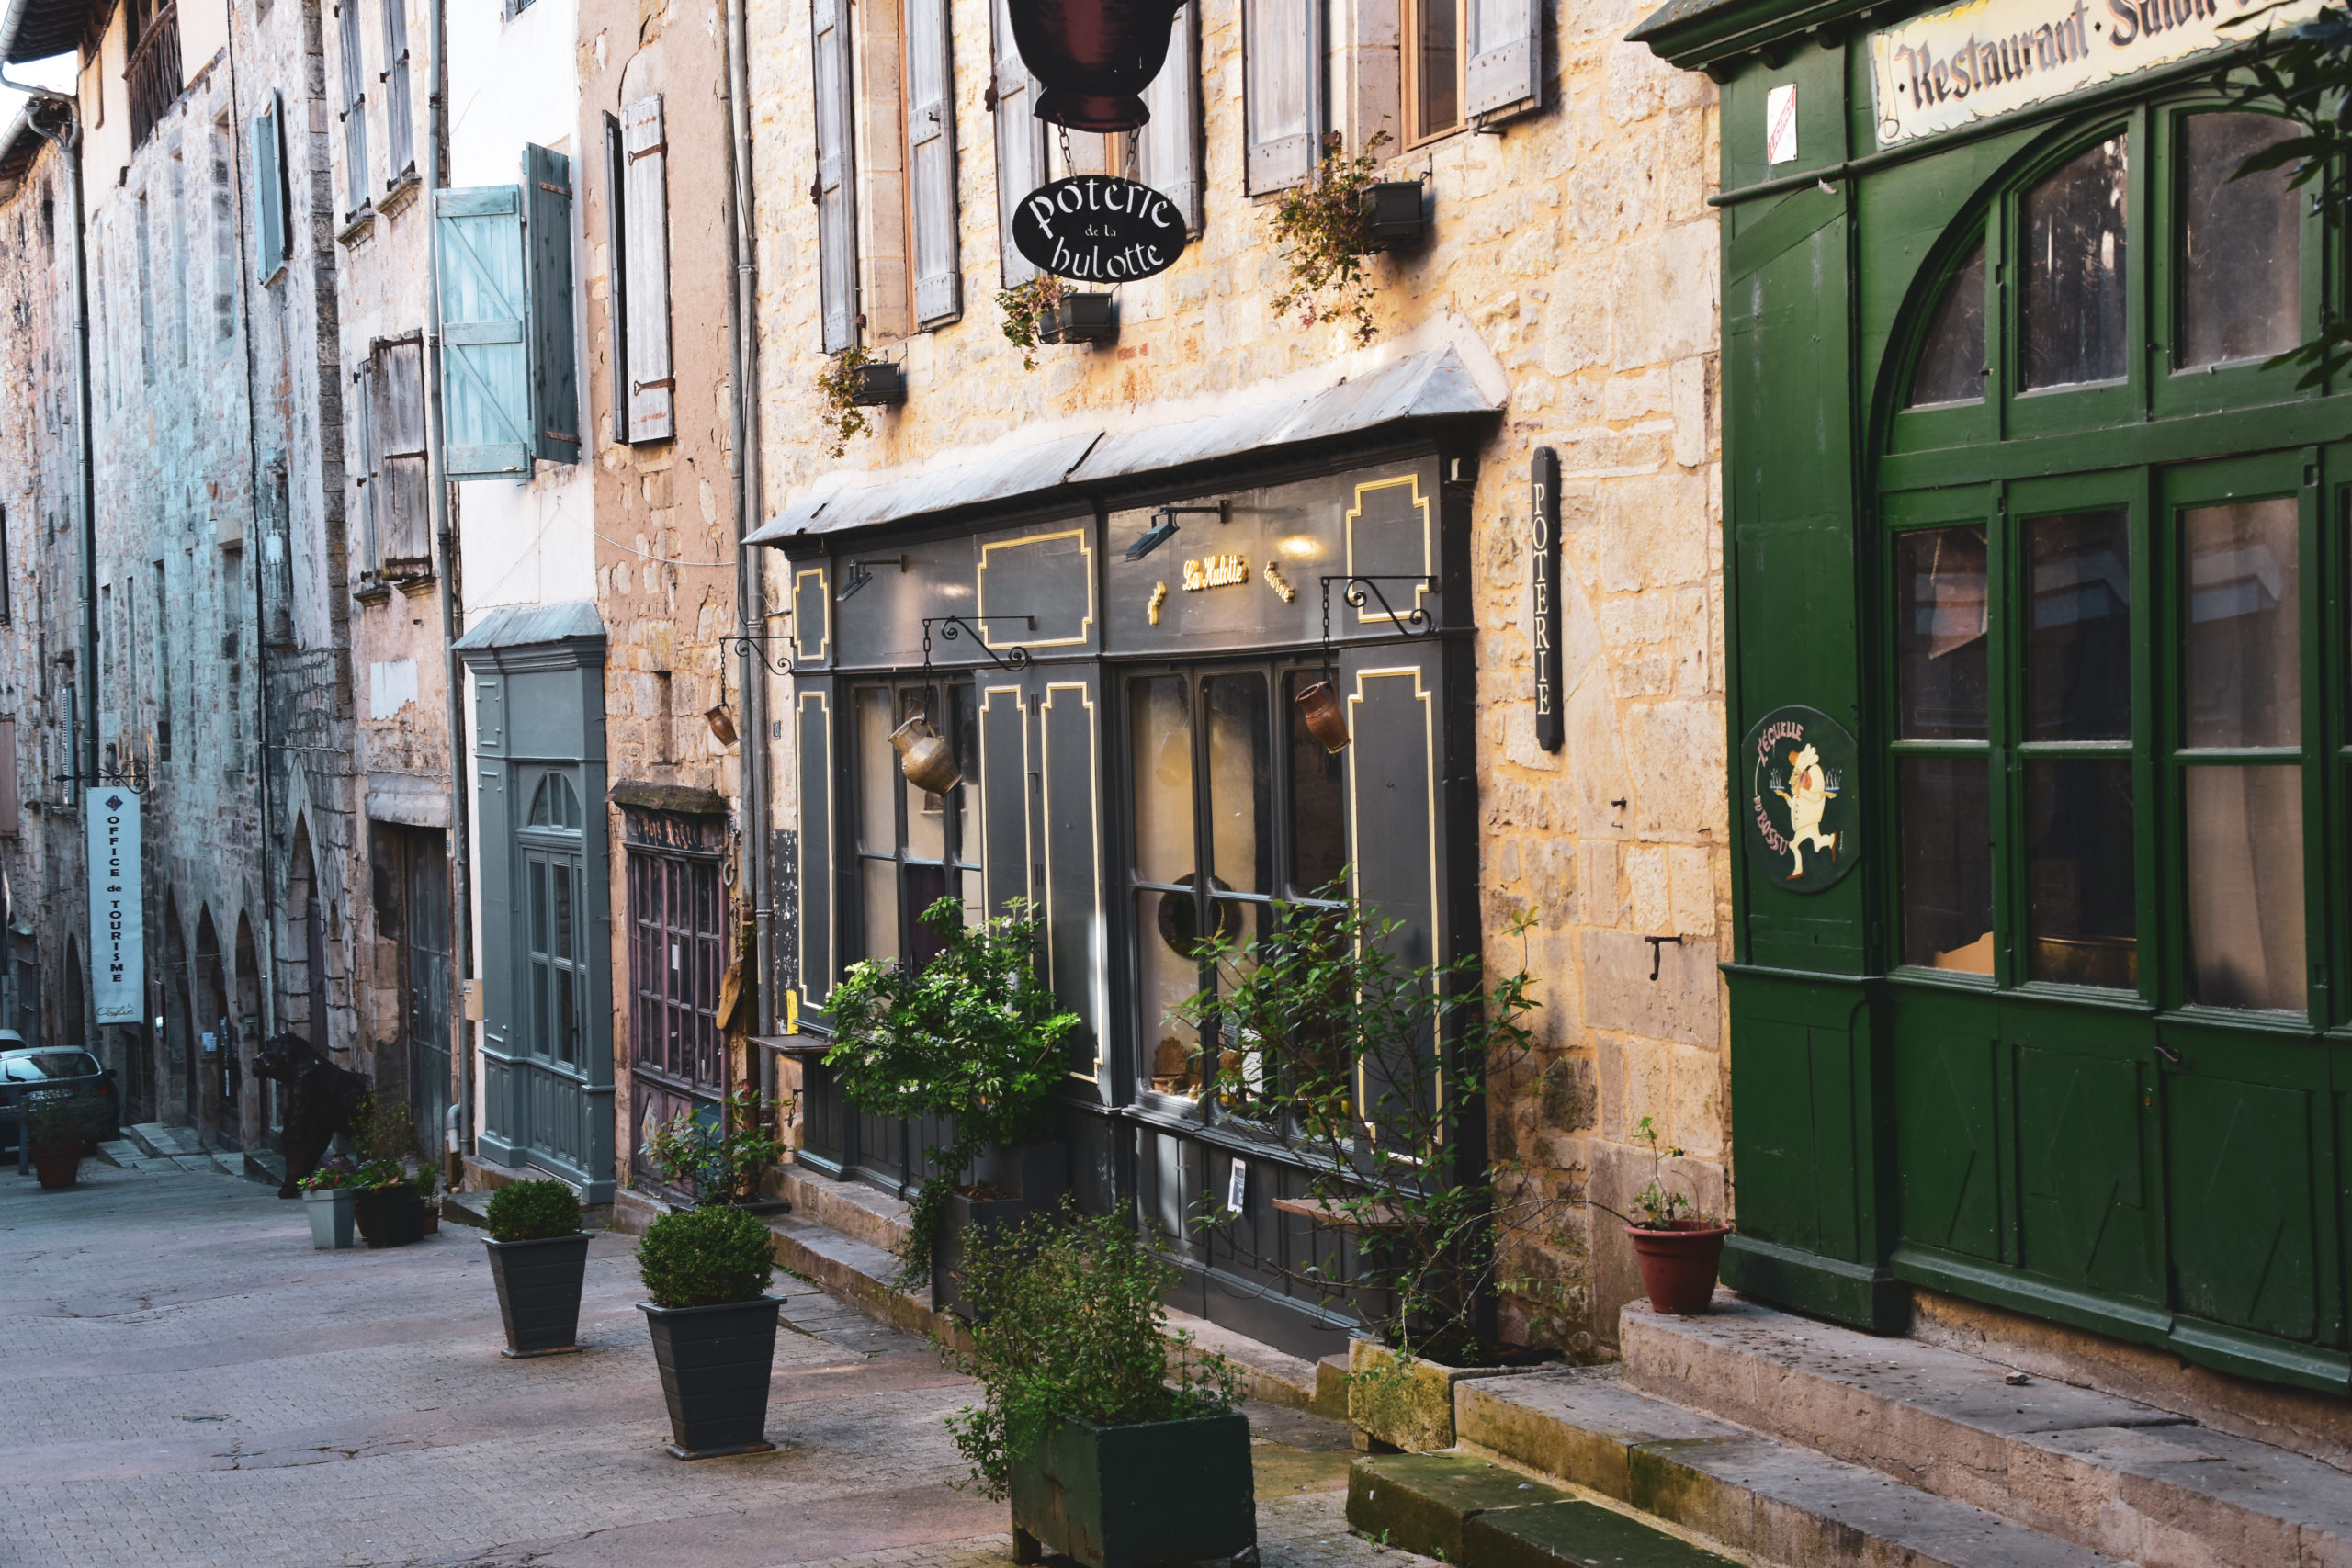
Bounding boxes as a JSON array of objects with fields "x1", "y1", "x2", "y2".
[
  {"x1": 718, "y1": 0, "x2": 773, "y2": 1047},
  {"x1": 420, "y1": 0, "x2": 474, "y2": 1158}
]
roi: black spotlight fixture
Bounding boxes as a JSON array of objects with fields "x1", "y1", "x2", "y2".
[
  {"x1": 836, "y1": 555, "x2": 907, "y2": 602},
  {"x1": 1125, "y1": 517, "x2": 1180, "y2": 561}
]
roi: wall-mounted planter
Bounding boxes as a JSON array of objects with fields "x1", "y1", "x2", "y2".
[
  {"x1": 1038, "y1": 292, "x2": 1118, "y2": 346},
  {"x1": 1361, "y1": 183, "x2": 1428, "y2": 251},
  {"x1": 850, "y1": 361, "x2": 907, "y2": 407}
]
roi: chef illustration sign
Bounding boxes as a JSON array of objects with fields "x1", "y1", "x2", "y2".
[{"x1": 1741, "y1": 705, "x2": 1860, "y2": 893}]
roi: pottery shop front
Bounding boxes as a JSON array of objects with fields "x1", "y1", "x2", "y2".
[
  {"x1": 1635, "y1": 0, "x2": 2352, "y2": 1390},
  {"x1": 752, "y1": 350, "x2": 1498, "y2": 1357}
]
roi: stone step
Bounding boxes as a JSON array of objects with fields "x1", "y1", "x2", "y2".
[
  {"x1": 125, "y1": 1122, "x2": 207, "y2": 1159},
  {"x1": 1458, "y1": 1366, "x2": 2132, "y2": 1568},
  {"x1": 1620, "y1": 1298, "x2": 2352, "y2": 1568},
  {"x1": 94, "y1": 1139, "x2": 165, "y2": 1169},
  {"x1": 1347, "y1": 1452, "x2": 1737, "y2": 1567}
]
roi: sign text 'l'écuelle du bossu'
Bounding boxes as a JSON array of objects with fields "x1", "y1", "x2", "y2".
[
  {"x1": 1870, "y1": 0, "x2": 2323, "y2": 149},
  {"x1": 85, "y1": 786, "x2": 143, "y2": 1025}
]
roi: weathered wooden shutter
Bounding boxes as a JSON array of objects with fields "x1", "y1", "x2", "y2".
[
  {"x1": 524, "y1": 143, "x2": 580, "y2": 463},
  {"x1": 1243, "y1": 0, "x2": 1316, "y2": 193},
  {"x1": 372, "y1": 338, "x2": 431, "y2": 569},
  {"x1": 337, "y1": 0, "x2": 369, "y2": 216},
  {"x1": 812, "y1": 0, "x2": 860, "y2": 351},
  {"x1": 602, "y1": 110, "x2": 628, "y2": 446},
  {"x1": 352, "y1": 358, "x2": 379, "y2": 571},
  {"x1": 1464, "y1": 0, "x2": 1542, "y2": 119},
  {"x1": 619, "y1": 96, "x2": 673, "y2": 442},
  {"x1": 382, "y1": 0, "x2": 415, "y2": 179},
  {"x1": 905, "y1": 0, "x2": 959, "y2": 326},
  {"x1": 253, "y1": 92, "x2": 288, "y2": 276},
  {"x1": 1136, "y1": 1, "x2": 1202, "y2": 233},
  {"x1": 988, "y1": 0, "x2": 1046, "y2": 288},
  {"x1": 435, "y1": 184, "x2": 532, "y2": 478}
]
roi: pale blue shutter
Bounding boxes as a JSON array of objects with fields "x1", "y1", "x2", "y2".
[
  {"x1": 1464, "y1": 0, "x2": 1542, "y2": 118},
  {"x1": 253, "y1": 92, "x2": 288, "y2": 276},
  {"x1": 435, "y1": 184, "x2": 532, "y2": 478},
  {"x1": 525, "y1": 143, "x2": 580, "y2": 463},
  {"x1": 905, "y1": 0, "x2": 959, "y2": 326},
  {"x1": 1136, "y1": 1, "x2": 1202, "y2": 233},
  {"x1": 988, "y1": 0, "x2": 1046, "y2": 288},
  {"x1": 812, "y1": 0, "x2": 859, "y2": 352}
]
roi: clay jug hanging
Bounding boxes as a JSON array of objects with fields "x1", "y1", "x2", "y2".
[
  {"x1": 891, "y1": 712, "x2": 964, "y2": 795},
  {"x1": 1295, "y1": 680, "x2": 1350, "y2": 754}
]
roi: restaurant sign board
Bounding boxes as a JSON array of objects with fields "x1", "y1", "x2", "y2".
[
  {"x1": 1012, "y1": 175, "x2": 1189, "y2": 283},
  {"x1": 1868, "y1": 0, "x2": 2319, "y2": 149}
]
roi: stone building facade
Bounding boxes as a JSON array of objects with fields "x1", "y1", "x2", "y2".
[{"x1": 741, "y1": 0, "x2": 1728, "y2": 1350}]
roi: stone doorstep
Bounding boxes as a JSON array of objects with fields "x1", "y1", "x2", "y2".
[
  {"x1": 1619, "y1": 1298, "x2": 2352, "y2": 1568},
  {"x1": 1457, "y1": 1368, "x2": 2132, "y2": 1568},
  {"x1": 126, "y1": 1122, "x2": 208, "y2": 1160},
  {"x1": 1345, "y1": 1451, "x2": 1738, "y2": 1568}
]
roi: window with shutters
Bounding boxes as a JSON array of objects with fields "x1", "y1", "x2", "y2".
[
  {"x1": 1399, "y1": 0, "x2": 1544, "y2": 146},
  {"x1": 252, "y1": 92, "x2": 289, "y2": 280},
  {"x1": 616, "y1": 95, "x2": 673, "y2": 444},
  {"x1": 382, "y1": 0, "x2": 414, "y2": 184},
  {"x1": 371, "y1": 337, "x2": 430, "y2": 573},
  {"x1": 813, "y1": 0, "x2": 860, "y2": 349},
  {"x1": 904, "y1": 0, "x2": 959, "y2": 327},
  {"x1": 1244, "y1": 0, "x2": 1317, "y2": 193},
  {"x1": 435, "y1": 148, "x2": 579, "y2": 479},
  {"x1": 1136, "y1": 1, "x2": 1203, "y2": 234},
  {"x1": 337, "y1": 0, "x2": 369, "y2": 217}
]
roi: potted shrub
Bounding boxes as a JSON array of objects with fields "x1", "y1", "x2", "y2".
[
  {"x1": 1174, "y1": 896, "x2": 1557, "y2": 1452},
  {"x1": 484, "y1": 1179, "x2": 591, "y2": 1357},
  {"x1": 352, "y1": 1158, "x2": 427, "y2": 1248},
  {"x1": 825, "y1": 896, "x2": 1079, "y2": 1301},
  {"x1": 636, "y1": 1204, "x2": 782, "y2": 1459},
  {"x1": 415, "y1": 1167, "x2": 442, "y2": 1235},
  {"x1": 300, "y1": 1155, "x2": 362, "y2": 1249},
  {"x1": 944, "y1": 1205, "x2": 1250, "y2": 1568},
  {"x1": 24, "y1": 1100, "x2": 84, "y2": 1190},
  {"x1": 1623, "y1": 1116, "x2": 1730, "y2": 1316},
  {"x1": 639, "y1": 1087, "x2": 793, "y2": 1211}
]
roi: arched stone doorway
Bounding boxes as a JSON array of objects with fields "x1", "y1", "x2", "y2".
[
  {"x1": 161, "y1": 892, "x2": 193, "y2": 1129},
  {"x1": 196, "y1": 908, "x2": 235, "y2": 1150},
  {"x1": 235, "y1": 913, "x2": 270, "y2": 1148},
  {"x1": 288, "y1": 820, "x2": 330, "y2": 1054}
]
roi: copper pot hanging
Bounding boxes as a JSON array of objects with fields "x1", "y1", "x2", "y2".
[
  {"x1": 890, "y1": 712, "x2": 963, "y2": 795},
  {"x1": 1295, "y1": 680, "x2": 1349, "y2": 754},
  {"x1": 1006, "y1": 0, "x2": 1186, "y2": 131}
]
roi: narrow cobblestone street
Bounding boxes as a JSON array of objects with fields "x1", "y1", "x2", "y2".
[{"x1": 2, "y1": 1168, "x2": 1424, "y2": 1568}]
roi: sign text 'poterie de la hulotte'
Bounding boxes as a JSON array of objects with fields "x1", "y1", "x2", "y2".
[{"x1": 1012, "y1": 175, "x2": 1189, "y2": 284}]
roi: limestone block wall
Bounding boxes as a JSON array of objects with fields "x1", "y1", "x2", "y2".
[{"x1": 744, "y1": 0, "x2": 1727, "y2": 1353}]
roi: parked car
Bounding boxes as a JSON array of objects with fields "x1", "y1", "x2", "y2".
[{"x1": 0, "y1": 1042, "x2": 119, "y2": 1156}]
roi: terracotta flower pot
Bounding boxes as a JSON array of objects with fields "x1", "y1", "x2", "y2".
[
  {"x1": 1625, "y1": 1222, "x2": 1731, "y2": 1315},
  {"x1": 1005, "y1": 0, "x2": 1187, "y2": 131}
]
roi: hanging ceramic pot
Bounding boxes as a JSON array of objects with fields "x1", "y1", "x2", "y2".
[
  {"x1": 891, "y1": 712, "x2": 963, "y2": 795},
  {"x1": 1006, "y1": 0, "x2": 1187, "y2": 132},
  {"x1": 1295, "y1": 680, "x2": 1349, "y2": 754}
]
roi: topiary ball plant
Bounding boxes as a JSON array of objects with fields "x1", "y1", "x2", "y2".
[
  {"x1": 486, "y1": 1179, "x2": 584, "y2": 1243},
  {"x1": 637, "y1": 1205, "x2": 776, "y2": 1309}
]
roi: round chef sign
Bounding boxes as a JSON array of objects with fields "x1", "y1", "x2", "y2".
[
  {"x1": 1740, "y1": 705, "x2": 1860, "y2": 894},
  {"x1": 1012, "y1": 175, "x2": 1189, "y2": 284}
]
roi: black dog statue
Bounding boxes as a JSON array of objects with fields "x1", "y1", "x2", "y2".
[{"x1": 252, "y1": 1032, "x2": 371, "y2": 1198}]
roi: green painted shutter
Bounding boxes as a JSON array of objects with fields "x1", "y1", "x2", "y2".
[
  {"x1": 435, "y1": 184, "x2": 532, "y2": 478},
  {"x1": 525, "y1": 143, "x2": 580, "y2": 464}
]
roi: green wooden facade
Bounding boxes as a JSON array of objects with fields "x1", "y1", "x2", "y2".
[{"x1": 1636, "y1": 0, "x2": 2352, "y2": 1392}]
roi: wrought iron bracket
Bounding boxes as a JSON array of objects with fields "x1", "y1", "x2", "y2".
[
  {"x1": 1317, "y1": 574, "x2": 1439, "y2": 671},
  {"x1": 720, "y1": 631, "x2": 797, "y2": 675},
  {"x1": 922, "y1": 614, "x2": 1036, "y2": 674}
]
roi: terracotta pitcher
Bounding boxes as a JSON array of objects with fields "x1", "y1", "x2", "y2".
[{"x1": 1295, "y1": 680, "x2": 1349, "y2": 754}]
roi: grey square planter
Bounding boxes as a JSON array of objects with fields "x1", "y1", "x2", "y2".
[
  {"x1": 486, "y1": 1232, "x2": 592, "y2": 1357},
  {"x1": 639, "y1": 1295, "x2": 781, "y2": 1459},
  {"x1": 1009, "y1": 1410, "x2": 1256, "y2": 1568},
  {"x1": 933, "y1": 1141, "x2": 1068, "y2": 1318},
  {"x1": 305, "y1": 1187, "x2": 356, "y2": 1249}
]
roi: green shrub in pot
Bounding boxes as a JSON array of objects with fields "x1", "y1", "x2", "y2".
[
  {"x1": 636, "y1": 1204, "x2": 775, "y2": 1309},
  {"x1": 482, "y1": 1178, "x2": 592, "y2": 1356},
  {"x1": 486, "y1": 1179, "x2": 583, "y2": 1243},
  {"x1": 635, "y1": 1203, "x2": 783, "y2": 1458}
]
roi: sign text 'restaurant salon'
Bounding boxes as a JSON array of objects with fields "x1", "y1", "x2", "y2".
[
  {"x1": 1869, "y1": 0, "x2": 2319, "y2": 149},
  {"x1": 1012, "y1": 175, "x2": 1189, "y2": 283}
]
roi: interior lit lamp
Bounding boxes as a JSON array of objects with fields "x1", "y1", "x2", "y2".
[{"x1": 1125, "y1": 516, "x2": 1180, "y2": 561}]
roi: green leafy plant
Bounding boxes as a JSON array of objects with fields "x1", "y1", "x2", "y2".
[
  {"x1": 635, "y1": 1203, "x2": 776, "y2": 1309},
  {"x1": 2215, "y1": 6, "x2": 2352, "y2": 384},
  {"x1": 639, "y1": 1088, "x2": 793, "y2": 1206},
  {"x1": 486, "y1": 1178, "x2": 583, "y2": 1242},
  {"x1": 1628, "y1": 1116, "x2": 1708, "y2": 1229},
  {"x1": 824, "y1": 896, "x2": 1080, "y2": 1284},
  {"x1": 1268, "y1": 131, "x2": 1394, "y2": 346},
  {"x1": 997, "y1": 274, "x2": 1066, "y2": 371},
  {"x1": 20, "y1": 1095, "x2": 86, "y2": 1153},
  {"x1": 1173, "y1": 891, "x2": 1554, "y2": 1365},
  {"x1": 355, "y1": 1156, "x2": 410, "y2": 1190},
  {"x1": 941, "y1": 1202, "x2": 1242, "y2": 1499},
  {"x1": 817, "y1": 344, "x2": 878, "y2": 458}
]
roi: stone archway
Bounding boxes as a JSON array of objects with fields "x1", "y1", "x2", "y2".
[
  {"x1": 287, "y1": 819, "x2": 329, "y2": 1055},
  {"x1": 196, "y1": 908, "x2": 234, "y2": 1151},
  {"x1": 235, "y1": 912, "x2": 269, "y2": 1148},
  {"x1": 161, "y1": 892, "x2": 193, "y2": 1129}
]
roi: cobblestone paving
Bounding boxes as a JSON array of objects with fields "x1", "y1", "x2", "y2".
[{"x1": 1, "y1": 1164, "x2": 1430, "y2": 1568}]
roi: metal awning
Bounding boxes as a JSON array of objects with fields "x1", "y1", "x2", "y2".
[
  {"x1": 2, "y1": 0, "x2": 100, "y2": 64},
  {"x1": 451, "y1": 598, "x2": 606, "y2": 650},
  {"x1": 745, "y1": 345, "x2": 1502, "y2": 547}
]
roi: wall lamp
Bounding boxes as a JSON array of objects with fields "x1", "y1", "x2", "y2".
[
  {"x1": 1124, "y1": 501, "x2": 1228, "y2": 562},
  {"x1": 836, "y1": 555, "x2": 908, "y2": 602}
]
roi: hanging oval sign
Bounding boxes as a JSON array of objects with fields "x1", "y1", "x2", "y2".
[{"x1": 1012, "y1": 175, "x2": 1189, "y2": 284}]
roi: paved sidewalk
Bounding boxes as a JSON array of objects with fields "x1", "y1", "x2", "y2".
[{"x1": 1, "y1": 1163, "x2": 1426, "y2": 1568}]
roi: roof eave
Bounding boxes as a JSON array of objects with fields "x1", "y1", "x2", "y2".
[{"x1": 1628, "y1": 0, "x2": 1873, "y2": 76}]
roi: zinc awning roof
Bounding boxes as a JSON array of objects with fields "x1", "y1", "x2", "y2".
[{"x1": 744, "y1": 345, "x2": 1502, "y2": 547}]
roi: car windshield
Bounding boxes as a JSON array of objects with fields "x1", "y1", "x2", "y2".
[{"x1": 2, "y1": 1051, "x2": 102, "y2": 1081}]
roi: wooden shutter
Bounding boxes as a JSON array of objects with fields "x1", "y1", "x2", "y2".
[
  {"x1": 1136, "y1": 1, "x2": 1202, "y2": 233},
  {"x1": 524, "y1": 143, "x2": 580, "y2": 463},
  {"x1": 353, "y1": 358, "x2": 379, "y2": 572},
  {"x1": 254, "y1": 93, "x2": 288, "y2": 276},
  {"x1": 372, "y1": 339, "x2": 431, "y2": 569},
  {"x1": 338, "y1": 0, "x2": 369, "y2": 216},
  {"x1": 619, "y1": 96, "x2": 673, "y2": 442},
  {"x1": 905, "y1": 0, "x2": 959, "y2": 327},
  {"x1": 988, "y1": 0, "x2": 1046, "y2": 288},
  {"x1": 434, "y1": 184, "x2": 532, "y2": 478},
  {"x1": 602, "y1": 111, "x2": 628, "y2": 446},
  {"x1": 1464, "y1": 0, "x2": 1541, "y2": 119},
  {"x1": 0, "y1": 717, "x2": 19, "y2": 838},
  {"x1": 795, "y1": 686, "x2": 834, "y2": 1010},
  {"x1": 382, "y1": 0, "x2": 415, "y2": 178},
  {"x1": 1243, "y1": 0, "x2": 1317, "y2": 193},
  {"x1": 812, "y1": 0, "x2": 859, "y2": 352}
]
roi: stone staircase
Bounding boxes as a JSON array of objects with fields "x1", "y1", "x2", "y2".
[{"x1": 1453, "y1": 1296, "x2": 2352, "y2": 1568}]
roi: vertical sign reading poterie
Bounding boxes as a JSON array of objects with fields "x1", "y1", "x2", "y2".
[
  {"x1": 86, "y1": 786, "x2": 142, "y2": 1024},
  {"x1": 1532, "y1": 447, "x2": 1563, "y2": 753}
]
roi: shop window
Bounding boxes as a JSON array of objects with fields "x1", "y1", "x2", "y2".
[
  {"x1": 2020, "y1": 137, "x2": 2129, "y2": 391},
  {"x1": 851, "y1": 682, "x2": 978, "y2": 966},
  {"x1": 1894, "y1": 525, "x2": 1991, "y2": 973},
  {"x1": 1907, "y1": 243, "x2": 1985, "y2": 408},
  {"x1": 1128, "y1": 663, "x2": 1346, "y2": 1108},
  {"x1": 2178, "y1": 113, "x2": 2299, "y2": 370}
]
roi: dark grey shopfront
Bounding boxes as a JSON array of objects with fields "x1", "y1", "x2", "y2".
[{"x1": 756, "y1": 350, "x2": 1498, "y2": 1355}]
